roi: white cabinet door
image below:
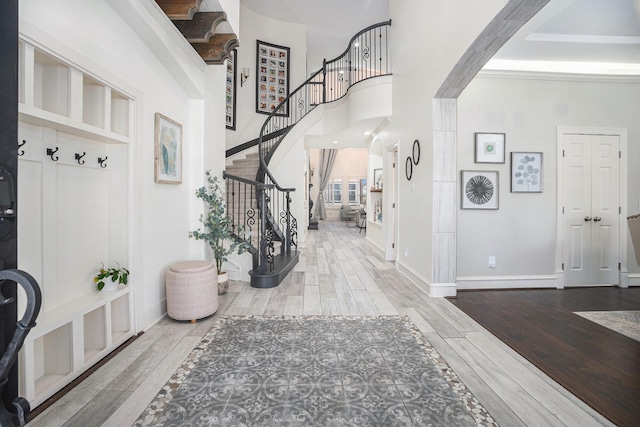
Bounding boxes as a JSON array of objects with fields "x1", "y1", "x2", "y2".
[{"x1": 563, "y1": 134, "x2": 620, "y2": 286}]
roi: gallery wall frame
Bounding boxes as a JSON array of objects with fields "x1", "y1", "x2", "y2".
[
  {"x1": 225, "y1": 49, "x2": 237, "y2": 130},
  {"x1": 511, "y1": 152, "x2": 543, "y2": 192},
  {"x1": 154, "y1": 113, "x2": 182, "y2": 184},
  {"x1": 461, "y1": 170, "x2": 499, "y2": 210},
  {"x1": 475, "y1": 132, "x2": 505, "y2": 163},
  {"x1": 256, "y1": 40, "x2": 290, "y2": 116}
]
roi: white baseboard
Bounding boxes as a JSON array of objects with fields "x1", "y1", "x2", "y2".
[
  {"x1": 397, "y1": 261, "x2": 456, "y2": 297},
  {"x1": 628, "y1": 274, "x2": 640, "y2": 287},
  {"x1": 365, "y1": 238, "x2": 385, "y2": 258},
  {"x1": 456, "y1": 275, "x2": 557, "y2": 290}
]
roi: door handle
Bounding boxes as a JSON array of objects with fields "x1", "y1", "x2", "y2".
[
  {"x1": 593, "y1": 216, "x2": 602, "y2": 222},
  {"x1": 584, "y1": 216, "x2": 592, "y2": 222}
]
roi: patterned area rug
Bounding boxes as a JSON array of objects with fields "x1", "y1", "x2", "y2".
[
  {"x1": 134, "y1": 316, "x2": 498, "y2": 426},
  {"x1": 574, "y1": 310, "x2": 640, "y2": 342}
]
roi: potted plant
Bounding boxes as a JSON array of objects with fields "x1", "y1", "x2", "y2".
[
  {"x1": 94, "y1": 262, "x2": 129, "y2": 291},
  {"x1": 189, "y1": 171, "x2": 251, "y2": 294}
]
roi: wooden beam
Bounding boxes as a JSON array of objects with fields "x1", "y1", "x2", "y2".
[
  {"x1": 192, "y1": 34, "x2": 239, "y2": 64},
  {"x1": 155, "y1": 0, "x2": 203, "y2": 20},
  {"x1": 173, "y1": 12, "x2": 227, "y2": 43}
]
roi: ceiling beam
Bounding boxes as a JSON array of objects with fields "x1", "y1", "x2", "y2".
[
  {"x1": 173, "y1": 11, "x2": 228, "y2": 43},
  {"x1": 155, "y1": 0, "x2": 203, "y2": 20},
  {"x1": 192, "y1": 33, "x2": 239, "y2": 64}
]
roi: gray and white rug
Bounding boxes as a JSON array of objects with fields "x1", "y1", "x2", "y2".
[
  {"x1": 574, "y1": 310, "x2": 640, "y2": 342},
  {"x1": 134, "y1": 316, "x2": 497, "y2": 426}
]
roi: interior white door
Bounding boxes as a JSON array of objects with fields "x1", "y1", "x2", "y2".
[{"x1": 563, "y1": 134, "x2": 620, "y2": 286}]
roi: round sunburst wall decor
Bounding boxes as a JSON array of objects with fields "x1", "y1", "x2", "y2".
[
  {"x1": 461, "y1": 170, "x2": 499, "y2": 210},
  {"x1": 465, "y1": 175, "x2": 493, "y2": 205}
]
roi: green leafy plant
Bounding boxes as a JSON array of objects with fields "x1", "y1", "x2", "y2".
[
  {"x1": 94, "y1": 261, "x2": 129, "y2": 291},
  {"x1": 189, "y1": 171, "x2": 251, "y2": 274}
]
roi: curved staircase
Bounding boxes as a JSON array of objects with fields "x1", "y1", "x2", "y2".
[{"x1": 225, "y1": 20, "x2": 392, "y2": 288}]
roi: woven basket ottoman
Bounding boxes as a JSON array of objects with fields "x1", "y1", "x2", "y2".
[{"x1": 165, "y1": 260, "x2": 218, "y2": 322}]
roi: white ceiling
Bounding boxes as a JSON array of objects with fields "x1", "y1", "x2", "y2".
[
  {"x1": 486, "y1": 0, "x2": 640, "y2": 74},
  {"x1": 237, "y1": 0, "x2": 640, "y2": 148}
]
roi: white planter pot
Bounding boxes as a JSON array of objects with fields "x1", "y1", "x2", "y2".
[
  {"x1": 217, "y1": 271, "x2": 229, "y2": 295},
  {"x1": 101, "y1": 278, "x2": 120, "y2": 292}
]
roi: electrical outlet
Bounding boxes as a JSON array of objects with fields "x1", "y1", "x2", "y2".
[
  {"x1": 404, "y1": 248, "x2": 409, "y2": 257},
  {"x1": 488, "y1": 256, "x2": 496, "y2": 268}
]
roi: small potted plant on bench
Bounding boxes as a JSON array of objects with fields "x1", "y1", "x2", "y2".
[{"x1": 94, "y1": 262, "x2": 129, "y2": 291}]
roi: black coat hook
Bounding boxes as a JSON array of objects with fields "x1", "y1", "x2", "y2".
[
  {"x1": 75, "y1": 152, "x2": 86, "y2": 165},
  {"x1": 46, "y1": 147, "x2": 59, "y2": 161},
  {"x1": 98, "y1": 156, "x2": 108, "y2": 168},
  {"x1": 18, "y1": 139, "x2": 26, "y2": 156}
]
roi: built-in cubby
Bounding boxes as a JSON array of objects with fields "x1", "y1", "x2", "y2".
[
  {"x1": 369, "y1": 138, "x2": 384, "y2": 225},
  {"x1": 33, "y1": 323, "x2": 73, "y2": 397},
  {"x1": 82, "y1": 75, "x2": 106, "y2": 129},
  {"x1": 33, "y1": 49, "x2": 70, "y2": 118},
  {"x1": 19, "y1": 42, "x2": 132, "y2": 144},
  {"x1": 110, "y1": 89, "x2": 130, "y2": 137},
  {"x1": 110, "y1": 294, "x2": 131, "y2": 343},
  {"x1": 18, "y1": 38, "x2": 135, "y2": 408},
  {"x1": 83, "y1": 306, "x2": 107, "y2": 362}
]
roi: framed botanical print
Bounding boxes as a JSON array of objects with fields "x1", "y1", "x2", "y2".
[
  {"x1": 225, "y1": 49, "x2": 237, "y2": 130},
  {"x1": 256, "y1": 40, "x2": 289, "y2": 115},
  {"x1": 475, "y1": 133, "x2": 505, "y2": 163},
  {"x1": 511, "y1": 152, "x2": 543, "y2": 192},
  {"x1": 461, "y1": 170, "x2": 499, "y2": 210},
  {"x1": 154, "y1": 113, "x2": 182, "y2": 184}
]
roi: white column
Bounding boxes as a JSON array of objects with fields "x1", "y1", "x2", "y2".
[{"x1": 431, "y1": 98, "x2": 457, "y2": 297}]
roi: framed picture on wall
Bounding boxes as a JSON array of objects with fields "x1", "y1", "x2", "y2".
[
  {"x1": 511, "y1": 152, "x2": 543, "y2": 192},
  {"x1": 475, "y1": 133, "x2": 505, "y2": 163},
  {"x1": 225, "y1": 49, "x2": 237, "y2": 130},
  {"x1": 154, "y1": 113, "x2": 182, "y2": 184},
  {"x1": 461, "y1": 170, "x2": 499, "y2": 209},
  {"x1": 256, "y1": 40, "x2": 289, "y2": 115}
]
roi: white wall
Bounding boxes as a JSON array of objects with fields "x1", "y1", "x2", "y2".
[
  {"x1": 457, "y1": 74, "x2": 640, "y2": 286},
  {"x1": 386, "y1": 0, "x2": 506, "y2": 284},
  {"x1": 226, "y1": 4, "x2": 307, "y2": 150},
  {"x1": 19, "y1": 0, "x2": 225, "y2": 330}
]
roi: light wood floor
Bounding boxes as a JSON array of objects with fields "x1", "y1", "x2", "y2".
[{"x1": 27, "y1": 221, "x2": 613, "y2": 427}]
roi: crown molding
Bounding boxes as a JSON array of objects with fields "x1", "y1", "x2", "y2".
[{"x1": 477, "y1": 68, "x2": 640, "y2": 83}]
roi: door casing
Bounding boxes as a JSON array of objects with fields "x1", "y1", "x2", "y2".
[{"x1": 555, "y1": 126, "x2": 629, "y2": 288}]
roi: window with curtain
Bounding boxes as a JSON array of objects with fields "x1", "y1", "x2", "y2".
[
  {"x1": 325, "y1": 177, "x2": 366, "y2": 206},
  {"x1": 324, "y1": 181, "x2": 342, "y2": 205}
]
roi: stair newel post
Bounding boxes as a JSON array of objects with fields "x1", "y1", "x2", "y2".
[
  {"x1": 285, "y1": 190, "x2": 292, "y2": 255},
  {"x1": 322, "y1": 58, "x2": 327, "y2": 104},
  {"x1": 257, "y1": 184, "x2": 268, "y2": 274}
]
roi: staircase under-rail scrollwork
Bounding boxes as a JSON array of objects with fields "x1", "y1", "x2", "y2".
[
  {"x1": 225, "y1": 20, "x2": 392, "y2": 288},
  {"x1": 0, "y1": 269, "x2": 41, "y2": 427}
]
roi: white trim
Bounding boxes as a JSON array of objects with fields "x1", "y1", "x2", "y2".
[
  {"x1": 556, "y1": 127, "x2": 629, "y2": 287},
  {"x1": 365, "y1": 237, "x2": 385, "y2": 259},
  {"x1": 457, "y1": 275, "x2": 557, "y2": 290},
  {"x1": 482, "y1": 59, "x2": 640, "y2": 77},
  {"x1": 396, "y1": 261, "x2": 455, "y2": 297},
  {"x1": 628, "y1": 274, "x2": 640, "y2": 287},
  {"x1": 525, "y1": 34, "x2": 640, "y2": 45},
  {"x1": 385, "y1": 143, "x2": 398, "y2": 262},
  {"x1": 477, "y1": 69, "x2": 640, "y2": 84}
]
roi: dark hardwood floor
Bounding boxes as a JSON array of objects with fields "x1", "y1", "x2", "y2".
[{"x1": 449, "y1": 287, "x2": 640, "y2": 427}]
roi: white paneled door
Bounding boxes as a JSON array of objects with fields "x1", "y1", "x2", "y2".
[{"x1": 562, "y1": 133, "x2": 620, "y2": 286}]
